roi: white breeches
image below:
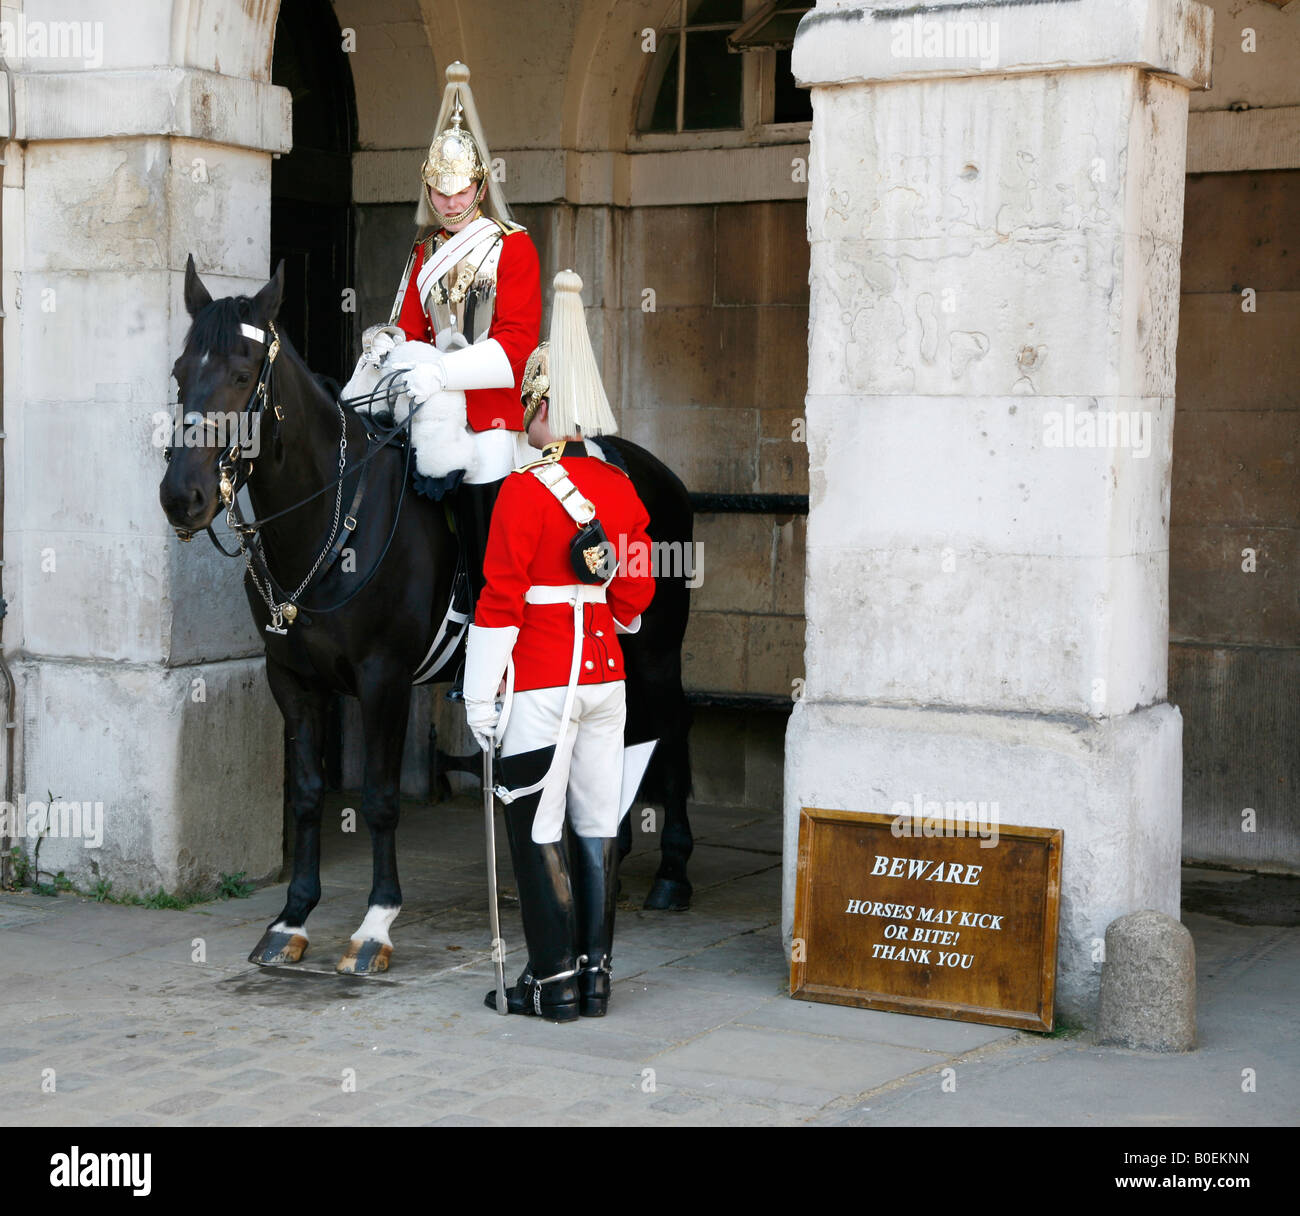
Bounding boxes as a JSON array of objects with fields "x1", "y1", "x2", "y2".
[
  {"x1": 466, "y1": 427, "x2": 532, "y2": 484},
  {"x1": 500, "y1": 681, "x2": 627, "y2": 844}
]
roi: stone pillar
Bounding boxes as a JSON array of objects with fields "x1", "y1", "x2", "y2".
[
  {"x1": 5, "y1": 7, "x2": 291, "y2": 894},
  {"x1": 785, "y1": 0, "x2": 1213, "y2": 1024}
]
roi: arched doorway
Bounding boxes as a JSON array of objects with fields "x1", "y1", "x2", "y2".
[{"x1": 270, "y1": 0, "x2": 358, "y2": 384}]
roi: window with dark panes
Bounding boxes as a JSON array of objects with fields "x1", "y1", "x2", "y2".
[
  {"x1": 638, "y1": 0, "x2": 746, "y2": 133},
  {"x1": 772, "y1": 46, "x2": 811, "y2": 124}
]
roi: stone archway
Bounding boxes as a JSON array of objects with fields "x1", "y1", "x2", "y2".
[{"x1": 171, "y1": 0, "x2": 282, "y2": 82}]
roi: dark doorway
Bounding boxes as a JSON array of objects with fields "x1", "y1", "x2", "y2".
[{"x1": 271, "y1": 0, "x2": 357, "y2": 385}]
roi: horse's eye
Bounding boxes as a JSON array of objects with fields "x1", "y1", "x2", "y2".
[{"x1": 233, "y1": 372, "x2": 251, "y2": 387}]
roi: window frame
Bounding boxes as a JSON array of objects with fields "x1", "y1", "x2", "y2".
[{"x1": 631, "y1": 0, "x2": 810, "y2": 151}]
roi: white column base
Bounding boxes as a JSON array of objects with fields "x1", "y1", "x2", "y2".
[{"x1": 13, "y1": 656, "x2": 283, "y2": 896}]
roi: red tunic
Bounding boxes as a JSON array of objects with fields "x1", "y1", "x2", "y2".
[
  {"x1": 394, "y1": 225, "x2": 541, "y2": 433},
  {"x1": 476, "y1": 445, "x2": 657, "y2": 693}
]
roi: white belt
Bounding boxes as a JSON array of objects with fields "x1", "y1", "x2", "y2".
[
  {"x1": 496, "y1": 586, "x2": 606, "y2": 803},
  {"x1": 523, "y1": 584, "x2": 607, "y2": 606}
]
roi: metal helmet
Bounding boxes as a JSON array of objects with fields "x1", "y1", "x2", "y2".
[
  {"x1": 421, "y1": 99, "x2": 486, "y2": 198},
  {"x1": 520, "y1": 341, "x2": 550, "y2": 429}
]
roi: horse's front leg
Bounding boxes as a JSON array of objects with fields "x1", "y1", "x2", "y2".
[
  {"x1": 249, "y1": 659, "x2": 329, "y2": 965},
  {"x1": 337, "y1": 662, "x2": 411, "y2": 974}
]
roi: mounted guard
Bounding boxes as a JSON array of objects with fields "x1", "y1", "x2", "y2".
[
  {"x1": 344, "y1": 60, "x2": 542, "y2": 636},
  {"x1": 466, "y1": 270, "x2": 657, "y2": 1021}
]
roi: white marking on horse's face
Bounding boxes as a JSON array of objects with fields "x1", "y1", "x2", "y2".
[
  {"x1": 270, "y1": 920, "x2": 309, "y2": 941},
  {"x1": 199, "y1": 352, "x2": 209, "y2": 367},
  {"x1": 352, "y1": 905, "x2": 401, "y2": 946}
]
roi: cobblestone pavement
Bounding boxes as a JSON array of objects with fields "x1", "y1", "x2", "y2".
[{"x1": 1, "y1": 796, "x2": 1296, "y2": 1127}]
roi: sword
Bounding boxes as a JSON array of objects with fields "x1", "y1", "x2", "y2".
[{"x1": 482, "y1": 742, "x2": 508, "y2": 1015}]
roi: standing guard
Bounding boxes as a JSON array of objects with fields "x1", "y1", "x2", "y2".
[
  {"x1": 351, "y1": 61, "x2": 542, "y2": 630},
  {"x1": 464, "y1": 270, "x2": 656, "y2": 1021}
]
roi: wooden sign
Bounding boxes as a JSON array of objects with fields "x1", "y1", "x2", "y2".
[{"x1": 791, "y1": 808, "x2": 1063, "y2": 1031}]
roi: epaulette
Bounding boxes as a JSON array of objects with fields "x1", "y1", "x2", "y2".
[{"x1": 494, "y1": 218, "x2": 527, "y2": 236}]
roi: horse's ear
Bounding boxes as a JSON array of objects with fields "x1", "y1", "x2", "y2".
[
  {"x1": 183, "y1": 253, "x2": 212, "y2": 317},
  {"x1": 252, "y1": 260, "x2": 285, "y2": 324}
]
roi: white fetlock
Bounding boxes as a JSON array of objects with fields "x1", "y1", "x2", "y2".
[
  {"x1": 350, "y1": 905, "x2": 400, "y2": 947},
  {"x1": 270, "y1": 920, "x2": 310, "y2": 942}
]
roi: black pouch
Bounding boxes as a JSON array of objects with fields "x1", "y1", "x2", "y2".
[{"x1": 570, "y1": 518, "x2": 616, "y2": 584}]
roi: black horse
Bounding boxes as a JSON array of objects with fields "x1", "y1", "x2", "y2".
[{"x1": 159, "y1": 257, "x2": 695, "y2": 975}]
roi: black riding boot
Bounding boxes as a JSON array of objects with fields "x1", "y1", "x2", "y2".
[
  {"x1": 456, "y1": 478, "x2": 503, "y2": 616},
  {"x1": 484, "y1": 747, "x2": 581, "y2": 1022},
  {"x1": 571, "y1": 834, "x2": 619, "y2": 1017},
  {"x1": 447, "y1": 478, "x2": 504, "y2": 701}
]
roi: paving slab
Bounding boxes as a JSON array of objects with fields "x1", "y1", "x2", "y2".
[{"x1": 648, "y1": 1023, "x2": 939, "y2": 1107}]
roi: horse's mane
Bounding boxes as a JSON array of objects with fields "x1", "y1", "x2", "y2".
[
  {"x1": 186, "y1": 295, "x2": 268, "y2": 357},
  {"x1": 187, "y1": 292, "x2": 345, "y2": 420}
]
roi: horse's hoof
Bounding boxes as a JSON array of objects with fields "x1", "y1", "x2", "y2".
[
  {"x1": 336, "y1": 939, "x2": 392, "y2": 974},
  {"x1": 248, "y1": 930, "x2": 308, "y2": 966},
  {"x1": 643, "y1": 879, "x2": 692, "y2": 911}
]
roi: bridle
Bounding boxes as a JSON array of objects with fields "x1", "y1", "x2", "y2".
[
  {"x1": 164, "y1": 319, "x2": 284, "y2": 545},
  {"x1": 165, "y1": 319, "x2": 424, "y2": 635}
]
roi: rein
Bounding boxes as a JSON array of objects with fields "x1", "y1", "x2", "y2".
[{"x1": 167, "y1": 321, "x2": 426, "y2": 634}]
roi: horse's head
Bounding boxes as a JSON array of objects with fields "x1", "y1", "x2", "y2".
[{"x1": 158, "y1": 255, "x2": 285, "y2": 536}]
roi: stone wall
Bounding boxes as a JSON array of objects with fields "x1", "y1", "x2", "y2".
[{"x1": 1171, "y1": 168, "x2": 1299, "y2": 873}]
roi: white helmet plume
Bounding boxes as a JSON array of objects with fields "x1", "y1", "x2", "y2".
[{"x1": 546, "y1": 269, "x2": 618, "y2": 438}]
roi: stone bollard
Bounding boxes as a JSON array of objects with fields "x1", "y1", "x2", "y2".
[{"x1": 1098, "y1": 910, "x2": 1196, "y2": 1051}]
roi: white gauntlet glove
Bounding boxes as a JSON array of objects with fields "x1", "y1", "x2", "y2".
[
  {"x1": 367, "y1": 331, "x2": 397, "y2": 367},
  {"x1": 343, "y1": 326, "x2": 407, "y2": 413},
  {"x1": 464, "y1": 624, "x2": 519, "y2": 751},
  {"x1": 464, "y1": 699, "x2": 501, "y2": 753},
  {"x1": 395, "y1": 360, "x2": 448, "y2": 405}
]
